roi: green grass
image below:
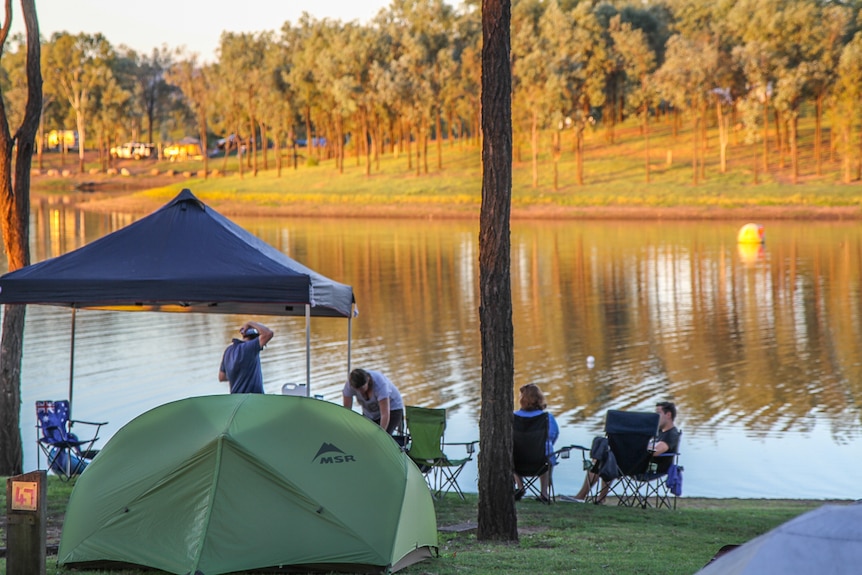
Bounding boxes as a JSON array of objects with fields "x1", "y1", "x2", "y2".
[{"x1": 0, "y1": 476, "x2": 834, "y2": 575}]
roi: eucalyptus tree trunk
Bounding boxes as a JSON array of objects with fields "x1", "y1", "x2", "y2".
[
  {"x1": 436, "y1": 105, "x2": 443, "y2": 170},
  {"x1": 477, "y1": 0, "x2": 517, "y2": 543},
  {"x1": 530, "y1": 110, "x2": 538, "y2": 188},
  {"x1": 790, "y1": 114, "x2": 798, "y2": 184},
  {"x1": 761, "y1": 96, "x2": 769, "y2": 172},
  {"x1": 644, "y1": 104, "x2": 650, "y2": 184},
  {"x1": 0, "y1": 0, "x2": 42, "y2": 476},
  {"x1": 691, "y1": 112, "x2": 700, "y2": 186},
  {"x1": 815, "y1": 94, "x2": 823, "y2": 176},
  {"x1": 198, "y1": 114, "x2": 208, "y2": 179}
]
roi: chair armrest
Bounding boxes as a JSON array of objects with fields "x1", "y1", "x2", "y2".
[
  {"x1": 554, "y1": 444, "x2": 589, "y2": 459},
  {"x1": 70, "y1": 419, "x2": 108, "y2": 427},
  {"x1": 443, "y1": 440, "x2": 479, "y2": 455}
]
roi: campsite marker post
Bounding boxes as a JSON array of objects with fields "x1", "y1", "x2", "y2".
[{"x1": 6, "y1": 470, "x2": 47, "y2": 575}]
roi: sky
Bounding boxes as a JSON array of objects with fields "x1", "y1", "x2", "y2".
[{"x1": 9, "y1": 0, "x2": 392, "y2": 62}]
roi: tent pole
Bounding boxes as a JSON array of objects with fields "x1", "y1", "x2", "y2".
[
  {"x1": 347, "y1": 305, "x2": 353, "y2": 377},
  {"x1": 68, "y1": 308, "x2": 77, "y2": 421},
  {"x1": 305, "y1": 304, "x2": 311, "y2": 397}
]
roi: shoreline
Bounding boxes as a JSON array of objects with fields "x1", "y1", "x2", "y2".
[{"x1": 34, "y1": 187, "x2": 862, "y2": 220}]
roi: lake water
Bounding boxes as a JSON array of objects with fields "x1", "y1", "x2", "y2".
[{"x1": 6, "y1": 196, "x2": 862, "y2": 499}]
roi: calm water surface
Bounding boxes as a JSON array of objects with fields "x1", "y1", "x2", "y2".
[{"x1": 7, "y1": 197, "x2": 862, "y2": 499}]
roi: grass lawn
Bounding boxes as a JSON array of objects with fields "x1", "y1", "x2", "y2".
[{"x1": 0, "y1": 476, "x2": 838, "y2": 575}]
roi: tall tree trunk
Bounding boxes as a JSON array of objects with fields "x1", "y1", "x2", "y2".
[
  {"x1": 305, "y1": 104, "x2": 312, "y2": 159},
  {"x1": 436, "y1": 105, "x2": 443, "y2": 170},
  {"x1": 530, "y1": 109, "x2": 538, "y2": 188},
  {"x1": 575, "y1": 123, "x2": 585, "y2": 186},
  {"x1": 691, "y1": 109, "x2": 700, "y2": 186},
  {"x1": 236, "y1": 126, "x2": 244, "y2": 179},
  {"x1": 716, "y1": 99, "x2": 728, "y2": 174},
  {"x1": 644, "y1": 104, "x2": 650, "y2": 184},
  {"x1": 423, "y1": 118, "x2": 429, "y2": 175},
  {"x1": 363, "y1": 109, "x2": 371, "y2": 177},
  {"x1": 699, "y1": 102, "x2": 707, "y2": 181},
  {"x1": 415, "y1": 122, "x2": 421, "y2": 177},
  {"x1": 76, "y1": 110, "x2": 86, "y2": 173},
  {"x1": 775, "y1": 109, "x2": 785, "y2": 169},
  {"x1": 0, "y1": 0, "x2": 42, "y2": 476},
  {"x1": 406, "y1": 118, "x2": 413, "y2": 171},
  {"x1": 198, "y1": 113, "x2": 208, "y2": 179},
  {"x1": 815, "y1": 94, "x2": 823, "y2": 176},
  {"x1": 248, "y1": 117, "x2": 256, "y2": 174},
  {"x1": 478, "y1": 0, "x2": 517, "y2": 542},
  {"x1": 552, "y1": 131, "x2": 559, "y2": 191},
  {"x1": 260, "y1": 121, "x2": 268, "y2": 172},
  {"x1": 275, "y1": 127, "x2": 282, "y2": 177},
  {"x1": 790, "y1": 113, "x2": 798, "y2": 184},
  {"x1": 762, "y1": 96, "x2": 769, "y2": 172}
]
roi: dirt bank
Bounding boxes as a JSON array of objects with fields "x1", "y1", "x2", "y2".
[{"x1": 64, "y1": 192, "x2": 862, "y2": 220}]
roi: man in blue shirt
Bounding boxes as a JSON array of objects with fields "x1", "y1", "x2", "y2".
[{"x1": 218, "y1": 321, "x2": 274, "y2": 394}]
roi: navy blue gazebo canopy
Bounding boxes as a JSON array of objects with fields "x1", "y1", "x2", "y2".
[{"x1": 0, "y1": 189, "x2": 355, "y2": 318}]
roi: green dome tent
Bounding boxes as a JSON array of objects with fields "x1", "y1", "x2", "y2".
[{"x1": 58, "y1": 395, "x2": 437, "y2": 574}]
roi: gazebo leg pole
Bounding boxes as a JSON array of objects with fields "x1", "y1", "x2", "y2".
[
  {"x1": 305, "y1": 304, "x2": 311, "y2": 397},
  {"x1": 68, "y1": 308, "x2": 76, "y2": 421},
  {"x1": 347, "y1": 306, "x2": 353, "y2": 377}
]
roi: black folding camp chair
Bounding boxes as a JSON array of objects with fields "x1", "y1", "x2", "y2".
[
  {"x1": 631, "y1": 431, "x2": 684, "y2": 509},
  {"x1": 36, "y1": 400, "x2": 107, "y2": 480},
  {"x1": 597, "y1": 410, "x2": 681, "y2": 509},
  {"x1": 512, "y1": 413, "x2": 577, "y2": 504},
  {"x1": 404, "y1": 405, "x2": 478, "y2": 500}
]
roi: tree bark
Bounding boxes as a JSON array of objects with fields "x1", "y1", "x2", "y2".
[
  {"x1": 644, "y1": 103, "x2": 650, "y2": 184},
  {"x1": 815, "y1": 94, "x2": 823, "y2": 176},
  {"x1": 478, "y1": 0, "x2": 517, "y2": 542},
  {"x1": 0, "y1": 0, "x2": 42, "y2": 476},
  {"x1": 790, "y1": 113, "x2": 798, "y2": 184},
  {"x1": 530, "y1": 110, "x2": 538, "y2": 188}
]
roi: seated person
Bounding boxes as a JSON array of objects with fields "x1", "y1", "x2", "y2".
[
  {"x1": 513, "y1": 383, "x2": 559, "y2": 503},
  {"x1": 573, "y1": 401, "x2": 680, "y2": 503}
]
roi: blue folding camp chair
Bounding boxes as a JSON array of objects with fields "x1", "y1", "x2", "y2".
[{"x1": 36, "y1": 400, "x2": 107, "y2": 480}]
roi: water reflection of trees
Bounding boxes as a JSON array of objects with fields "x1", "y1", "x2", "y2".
[{"x1": 25, "y1": 206, "x2": 862, "y2": 440}]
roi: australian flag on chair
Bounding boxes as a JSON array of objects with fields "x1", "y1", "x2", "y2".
[{"x1": 36, "y1": 400, "x2": 107, "y2": 480}]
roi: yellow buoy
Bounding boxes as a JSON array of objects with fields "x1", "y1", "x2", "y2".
[{"x1": 737, "y1": 223, "x2": 765, "y2": 244}]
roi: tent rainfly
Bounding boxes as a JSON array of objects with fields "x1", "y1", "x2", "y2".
[
  {"x1": 58, "y1": 394, "x2": 438, "y2": 574},
  {"x1": 694, "y1": 503, "x2": 862, "y2": 575}
]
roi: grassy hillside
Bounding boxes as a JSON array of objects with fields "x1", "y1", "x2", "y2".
[{"x1": 32, "y1": 113, "x2": 862, "y2": 219}]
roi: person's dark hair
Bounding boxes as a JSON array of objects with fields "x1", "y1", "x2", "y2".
[
  {"x1": 656, "y1": 401, "x2": 676, "y2": 420},
  {"x1": 519, "y1": 383, "x2": 547, "y2": 411},
  {"x1": 349, "y1": 368, "x2": 371, "y2": 389}
]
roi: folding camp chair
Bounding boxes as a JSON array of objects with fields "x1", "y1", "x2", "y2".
[
  {"x1": 512, "y1": 413, "x2": 577, "y2": 504},
  {"x1": 592, "y1": 410, "x2": 682, "y2": 509},
  {"x1": 36, "y1": 400, "x2": 107, "y2": 480},
  {"x1": 632, "y1": 431, "x2": 684, "y2": 509},
  {"x1": 404, "y1": 405, "x2": 478, "y2": 500}
]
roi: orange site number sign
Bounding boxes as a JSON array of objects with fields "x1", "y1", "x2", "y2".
[{"x1": 11, "y1": 481, "x2": 39, "y2": 511}]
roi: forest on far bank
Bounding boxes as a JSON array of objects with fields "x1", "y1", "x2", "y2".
[{"x1": 2, "y1": 0, "x2": 862, "y2": 189}]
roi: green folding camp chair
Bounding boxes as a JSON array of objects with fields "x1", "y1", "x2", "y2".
[{"x1": 404, "y1": 405, "x2": 478, "y2": 500}]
